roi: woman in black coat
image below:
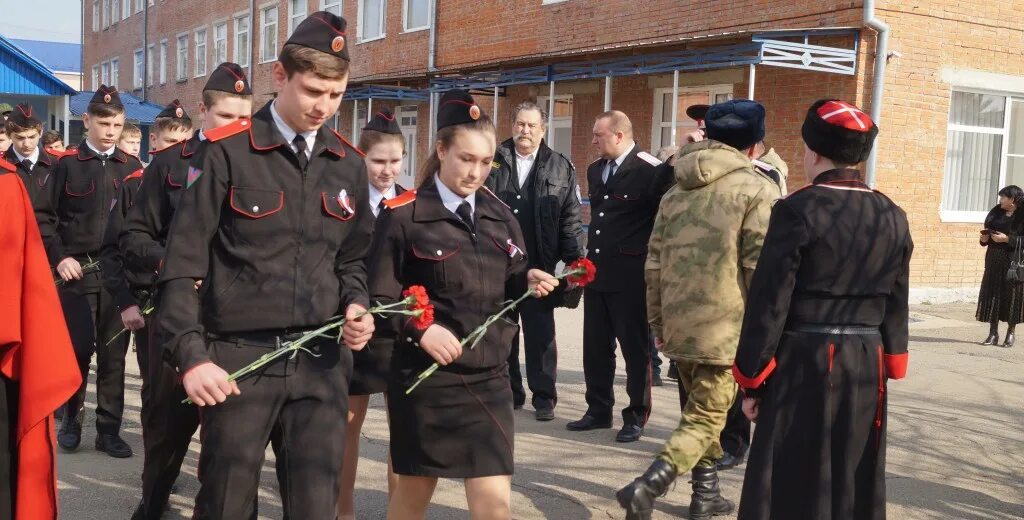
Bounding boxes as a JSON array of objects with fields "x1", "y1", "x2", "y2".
[{"x1": 977, "y1": 185, "x2": 1024, "y2": 347}]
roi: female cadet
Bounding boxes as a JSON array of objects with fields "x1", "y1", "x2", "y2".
[
  {"x1": 338, "y1": 107, "x2": 408, "y2": 519},
  {"x1": 367, "y1": 90, "x2": 558, "y2": 520}
]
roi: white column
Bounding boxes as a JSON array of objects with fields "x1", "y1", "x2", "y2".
[
  {"x1": 670, "y1": 70, "x2": 680, "y2": 147},
  {"x1": 367, "y1": 97, "x2": 373, "y2": 122},
  {"x1": 604, "y1": 76, "x2": 612, "y2": 111},
  {"x1": 62, "y1": 95, "x2": 70, "y2": 144},
  {"x1": 428, "y1": 92, "x2": 436, "y2": 144},
  {"x1": 493, "y1": 86, "x2": 499, "y2": 124},
  {"x1": 547, "y1": 80, "x2": 556, "y2": 149},
  {"x1": 748, "y1": 64, "x2": 756, "y2": 100},
  {"x1": 351, "y1": 99, "x2": 359, "y2": 141}
]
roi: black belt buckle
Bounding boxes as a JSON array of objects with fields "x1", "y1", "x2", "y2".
[{"x1": 789, "y1": 324, "x2": 880, "y2": 335}]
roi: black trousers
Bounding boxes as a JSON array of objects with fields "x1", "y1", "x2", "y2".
[
  {"x1": 192, "y1": 338, "x2": 351, "y2": 520},
  {"x1": 507, "y1": 297, "x2": 558, "y2": 409},
  {"x1": 582, "y1": 287, "x2": 652, "y2": 426},
  {"x1": 649, "y1": 330, "x2": 663, "y2": 376},
  {"x1": 0, "y1": 373, "x2": 15, "y2": 520},
  {"x1": 676, "y1": 373, "x2": 751, "y2": 458},
  {"x1": 131, "y1": 320, "x2": 200, "y2": 520},
  {"x1": 59, "y1": 279, "x2": 130, "y2": 435}
]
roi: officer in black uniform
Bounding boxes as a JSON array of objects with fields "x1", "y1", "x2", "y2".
[
  {"x1": 120, "y1": 65, "x2": 252, "y2": 520},
  {"x1": 567, "y1": 110, "x2": 674, "y2": 443},
  {"x1": 154, "y1": 12, "x2": 374, "y2": 519},
  {"x1": 2, "y1": 103, "x2": 59, "y2": 262},
  {"x1": 50, "y1": 86, "x2": 143, "y2": 458}
]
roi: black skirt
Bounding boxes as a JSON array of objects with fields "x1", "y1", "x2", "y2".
[
  {"x1": 387, "y1": 365, "x2": 514, "y2": 478},
  {"x1": 976, "y1": 246, "x2": 1024, "y2": 324},
  {"x1": 349, "y1": 338, "x2": 394, "y2": 396}
]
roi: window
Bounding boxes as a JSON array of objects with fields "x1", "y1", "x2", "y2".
[
  {"x1": 134, "y1": 0, "x2": 142, "y2": 13},
  {"x1": 91, "y1": 65, "x2": 99, "y2": 90},
  {"x1": 650, "y1": 84, "x2": 732, "y2": 151},
  {"x1": 146, "y1": 44, "x2": 155, "y2": 86},
  {"x1": 397, "y1": 105, "x2": 418, "y2": 184},
  {"x1": 214, "y1": 23, "x2": 228, "y2": 64},
  {"x1": 321, "y1": 0, "x2": 341, "y2": 16},
  {"x1": 359, "y1": 0, "x2": 386, "y2": 41},
  {"x1": 261, "y1": 6, "x2": 278, "y2": 63},
  {"x1": 102, "y1": 0, "x2": 109, "y2": 28},
  {"x1": 110, "y1": 0, "x2": 118, "y2": 24},
  {"x1": 289, "y1": 0, "x2": 307, "y2": 35},
  {"x1": 110, "y1": 58, "x2": 119, "y2": 88},
  {"x1": 942, "y1": 90, "x2": 1024, "y2": 221},
  {"x1": 159, "y1": 40, "x2": 167, "y2": 84},
  {"x1": 133, "y1": 49, "x2": 144, "y2": 89},
  {"x1": 92, "y1": 0, "x2": 100, "y2": 31},
  {"x1": 235, "y1": 15, "x2": 250, "y2": 67},
  {"x1": 404, "y1": 0, "x2": 429, "y2": 31},
  {"x1": 101, "y1": 61, "x2": 110, "y2": 85},
  {"x1": 176, "y1": 34, "x2": 188, "y2": 80},
  {"x1": 122, "y1": 0, "x2": 131, "y2": 20},
  {"x1": 353, "y1": 104, "x2": 368, "y2": 143},
  {"x1": 537, "y1": 95, "x2": 574, "y2": 162},
  {"x1": 194, "y1": 28, "x2": 207, "y2": 77}
]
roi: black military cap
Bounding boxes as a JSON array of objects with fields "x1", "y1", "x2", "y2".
[
  {"x1": 90, "y1": 85, "x2": 123, "y2": 108},
  {"x1": 802, "y1": 99, "x2": 878, "y2": 165},
  {"x1": 363, "y1": 107, "x2": 402, "y2": 135},
  {"x1": 156, "y1": 99, "x2": 188, "y2": 119},
  {"x1": 705, "y1": 99, "x2": 765, "y2": 152},
  {"x1": 686, "y1": 104, "x2": 710, "y2": 126},
  {"x1": 285, "y1": 10, "x2": 350, "y2": 62},
  {"x1": 7, "y1": 103, "x2": 42, "y2": 128},
  {"x1": 205, "y1": 62, "x2": 252, "y2": 95},
  {"x1": 437, "y1": 90, "x2": 483, "y2": 131}
]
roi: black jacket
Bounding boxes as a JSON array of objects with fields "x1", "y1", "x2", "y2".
[
  {"x1": 585, "y1": 145, "x2": 674, "y2": 292},
  {"x1": 155, "y1": 103, "x2": 373, "y2": 373},
  {"x1": 2, "y1": 148, "x2": 60, "y2": 264},
  {"x1": 485, "y1": 138, "x2": 582, "y2": 272}
]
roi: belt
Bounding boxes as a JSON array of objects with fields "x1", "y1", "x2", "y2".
[
  {"x1": 787, "y1": 323, "x2": 880, "y2": 335},
  {"x1": 207, "y1": 326, "x2": 324, "y2": 349}
]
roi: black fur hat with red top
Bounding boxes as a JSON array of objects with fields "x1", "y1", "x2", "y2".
[{"x1": 802, "y1": 99, "x2": 878, "y2": 165}]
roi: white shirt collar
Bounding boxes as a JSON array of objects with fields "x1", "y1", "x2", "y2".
[
  {"x1": 612, "y1": 141, "x2": 636, "y2": 167},
  {"x1": 13, "y1": 147, "x2": 40, "y2": 166},
  {"x1": 270, "y1": 101, "x2": 316, "y2": 157},
  {"x1": 369, "y1": 183, "x2": 398, "y2": 217},
  {"x1": 434, "y1": 173, "x2": 476, "y2": 217},
  {"x1": 515, "y1": 147, "x2": 537, "y2": 161},
  {"x1": 85, "y1": 139, "x2": 117, "y2": 157},
  {"x1": 197, "y1": 129, "x2": 207, "y2": 142}
]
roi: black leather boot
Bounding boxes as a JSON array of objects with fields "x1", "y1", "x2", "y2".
[
  {"x1": 616, "y1": 458, "x2": 677, "y2": 520},
  {"x1": 689, "y1": 465, "x2": 734, "y2": 519},
  {"x1": 57, "y1": 400, "x2": 84, "y2": 452},
  {"x1": 982, "y1": 323, "x2": 999, "y2": 345},
  {"x1": 1004, "y1": 328, "x2": 1015, "y2": 348}
]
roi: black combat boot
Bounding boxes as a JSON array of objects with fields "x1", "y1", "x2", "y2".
[
  {"x1": 616, "y1": 458, "x2": 677, "y2": 520},
  {"x1": 1004, "y1": 325, "x2": 1015, "y2": 348},
  {"x1": 689, "y1": 465, "x2": 734, "y2": 519},
  {"x1": 982, "y1": 321, "x2": 999, "y2": 345},
  {"x1": 57, "y1": 400, "x2": 84, "y2": 452}
]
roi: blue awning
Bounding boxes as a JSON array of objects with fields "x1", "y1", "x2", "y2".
[
  {"x1": 70, "y1": 91, "x2": 165, "y2": 124},
  {"x1": 0, "y1": 35, "x2": 77, "y2": 96}
]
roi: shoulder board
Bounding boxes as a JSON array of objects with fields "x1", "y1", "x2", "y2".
[
  {"x1": 751, "y1": 159, "x2": 776, "y2": 174},
  {"x1": 0, "y1": 157, "x2": 14, "y2": 173},
  {"x1": 205, "y1": 118, "x2": 251, "y2": 142},
  {"x1": 480, "y1": 185, "x2": 510, "y2": 209},
  {"x1": 331, "y1": 128, "x2": 366, "y2": 157},
  {"x1": 637, "y1": 151, "x2": 663, "y2": 167},
  {"x1": 384, "y1": 189, "x2": 417, "y2": 210},
  {"x1": 123, "y1": 168, "x2": 144, "y2": 183}
]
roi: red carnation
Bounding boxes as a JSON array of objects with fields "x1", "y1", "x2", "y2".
[
  {"x1": 412, "y1": 304, "x2": 435, "y2": 330},
  {"x1": 566, "y1": 258, "x2": 597, "y2": 287},
  {"x1": 403, "y1": 285, "x2": 429, "y2": 307}
]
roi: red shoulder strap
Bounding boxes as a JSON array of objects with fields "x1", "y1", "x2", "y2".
[
  {"x1": 123, "y1": 168, "x2": 144, "y2": 183},
  {"x1": 384, "y1": 189, "x2": 417, "y2": 209},
  {"x1": 331, "y1": 128, "x2": 366, "y2": 157},
  {"x1": 205, "y1": 118, "x2": 251, "y2": 142}
]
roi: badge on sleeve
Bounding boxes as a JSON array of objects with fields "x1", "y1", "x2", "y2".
[{"x1": 186, "y1": 166, "x2": 203, "y2": 188}]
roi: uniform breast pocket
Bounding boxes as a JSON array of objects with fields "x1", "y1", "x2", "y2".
[
  {"x1": 64, "y1": 177, "x2": 96, "y2": 211},
  {"x1": 612, "y1": 191, "x2": 640, "y2": 202},
  {"x1": 228, "y1": 186, "x2": 285, "y2": 239},
  {"x1": 409, "y1": 242, "x2": 461, "y2": 290}
]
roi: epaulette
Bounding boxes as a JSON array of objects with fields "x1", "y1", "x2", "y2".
[
  {"x1": 205, "y1": 118, "x2": 251, "y2": 142},
  {"x1": 480, "y1": 185, "x2": 510, "y2": 209},
  {"x1": 751, "y1": 159, "x2": 775, "y2": 174},
  {"x1": 332, "y1": 128, "x2": 366, "y2": 157},
  {"x1": 0, "y1": 157, "x2": 14, "y2": 172},
  {"x1": 637, "y1": 151, "x2": 663, "y2": 167},
  {"x1": 123, "y1": 168, "x2": 144, "y2": 183},
  {"x1": 384, "y1": 189, "x2": 416, "y2": 210}
]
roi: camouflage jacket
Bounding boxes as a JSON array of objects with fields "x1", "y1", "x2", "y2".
[
  {"x1": 755, "y1": 147, "x2": 789, "y2": 195},
  {"x1": 646, "y1": 140, "x2": 781, "y2": 365}
]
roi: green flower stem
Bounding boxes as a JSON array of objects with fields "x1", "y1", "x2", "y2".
[
  {"x1": 54, "y1": 259, "x2": 101, "y2": 287},
  {"x1": 405, "y1": 268, "x2": 585, "y2": 395},
  {"x1": 105, "y1": 304, "x2": 155, "y2": 346}
]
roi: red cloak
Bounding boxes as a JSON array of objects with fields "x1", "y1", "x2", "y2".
[{"x1": 0, "y1": 171, "x2": 82, "y2": 520}]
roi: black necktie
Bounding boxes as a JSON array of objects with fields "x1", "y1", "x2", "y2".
[
  {"x1": 97, "y1": 153, "x2": 108, "y2": 163},
  {"x1": 292, "y1": 135, "x2": 309, "y2": 171},
  {"x1": 456, "y1": 200, "x2": 474, "y2": 231},
  {"x1": 603, "y1": 159, "x2": 617, "y2": 183},
  {"x1": 21, "y1": 159, "x2": 32, "y2": 172},
  {"x1": 377, "y1": 199, "x2": 387, "y2": 214}
]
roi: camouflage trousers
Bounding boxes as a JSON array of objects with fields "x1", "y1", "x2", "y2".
[{"x1": 658, "y1": 361, "x2": 737, "y2": 471}]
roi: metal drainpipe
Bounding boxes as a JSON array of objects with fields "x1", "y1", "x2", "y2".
[
  {"x1": 427, "y1": 0, "x2": 438, "y2": 144},
  {"x1": 249, "y1": 0, "x2": 256, "y2": 85},
  {"x1": 142, "y1": 0, "x2": 148, "y2": 101},
  {"x1": 864, "y1": 0, "x2": 890, "y2": 188}
]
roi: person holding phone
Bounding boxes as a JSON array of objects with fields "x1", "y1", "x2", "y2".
[{"x1": 977, "y1": 185, "x2": 1024, "y2": 347}]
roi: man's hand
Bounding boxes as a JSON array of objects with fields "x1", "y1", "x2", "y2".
[
  {"x1": 742, "y1": 397, "x2": 761, "y2": 423},
  {"x1": 527, "y1": 269, "x2": 559, "y2": 298},
  {"x1": 419, "y1": 324, "x2": 462, "y2": 366},
  {"x1": 654, "y1": 337, "x2": 665, "y2": 351},
  {"x1": 341, "y1": 303, "x2": 374, "y2": 351},
  {"x1": 120, "y1": 305, "x2": 146, "y2": 331},
  {"x1": 56, "y1": 257, "x2": 83, "y2": 282},
  {"x1": 181, "y1": 362, "x2": 240, "y2": 406},
  {"x1": 684, "y1": 129, "x2": 706, "y2": 144}
]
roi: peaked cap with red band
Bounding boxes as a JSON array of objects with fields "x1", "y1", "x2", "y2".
[
  {"x1": 285, "y1": 10, "x2": 350, "y2": 62},
  {"x1": 89, "y1": 84, "x2": 123, "y2": 108},
  {"x1": 437, "y1": 89, "x2": 483, "y2": 131},
  {"x1": 802, "y1": 99, "x2": 878, "y2": 165},
  {"x1": 363, "y1": 106, "x2": 402, "y2": 135},
  {"x1": 7, "y1": 103, "x2": 42, "y2": 129}
]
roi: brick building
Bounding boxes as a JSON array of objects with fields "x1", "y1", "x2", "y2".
[{"x1": 83, "y1": 0, "x2": 1024, "y2": 291}]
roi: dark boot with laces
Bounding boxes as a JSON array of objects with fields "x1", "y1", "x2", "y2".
[
  {"x1": 616, "y1": 458, "x2": 677, "y2": 520},
  {"x1": 689, "y1": 465, "x2": 735, "y2": 519}
]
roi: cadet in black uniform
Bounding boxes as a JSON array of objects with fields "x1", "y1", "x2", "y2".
[
  {"x1": 733, "y1": 100, "x2": 912, "y2": 520},
  {"x1": 368, "y1": 90, "x2": 557, "y2": 519},
  {"x1": 120, "y1": 64, "x2": 252, "y2": 520},
  {"x1": 51, "y1": 87, "x2": 144, "y2": 458},
  {"x1": 2, "y1": 103, "x2": 59, "y2": 263},
  {"x1": 567, "y1": 110, "x2": 674, "y2": 443},
  {"x1": 154, "y1": 12, "x2": 374, "y2": 519},
  {"x1": 339, "y1": 106, "x2": 407, "y2": 519}
]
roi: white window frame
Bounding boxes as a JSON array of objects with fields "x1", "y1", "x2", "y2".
[
  {"x1": 101, "y1": 61, "x2": 110, "y2": 85},
  {"x1": 134, "y1": 0, "x2": 143, "y2": 13},
  {"x1": 321, "y1": 0, "x2": 342, "y2": 16},
  {"x1": 358, "y1": 0, "x2": 386, "y2": 43},
  {"x1": 940, "y1": 86, "x2": 1023, "y2": 223},
  {"x1": 110, "y1": 58, "x2": 119, "y2": 88},
  {"x1": 146, "y1": 43, "x2": 155, "y2": 87},
  {"x1": 102, "y1": 0, "x2": 110, "y2": 29},
  {"x1": 91, "y1": 65, "x2": 99, "y2": 90},
  {"x1": 159, "y1": 40, "x2": 168, "y2": 84},
  {"x1": 403, "y1": 0, "x2": 430, "y2": 32},
  {"x1": 537, "y1": 94, "x2": 574, "y2": 162},
  {"x1": 176, "y1": 33, "x2": 188, "y2": 81},
  {"x1": 110, "y1": 0, "x2": 119, "y2": 25},
  {"x1": 542, "y1": 0, "x2": 569, "y2": 4},
  {"x1": 649, "y1": 84, "x2": 732, "y2": 152},
  {"x1": 260, "y1": 4, "x2": 279, "y2": 64},
  {"x1": 194, "y1": 28, "x2": 208, "y2": 77},
  {"x1": 234, "y1": 13, "x2": 251, "y2": 68},
  {"x1": 288, "y1": 0, "x2": 307, "y2": 35},
  {"x1": 133, "y1": 48, "x2": 144, "y2": 89},
  {"x1": 122, "y1": 0, "x2": 131, "y2": 20},
  {"x1": 213, "y1": 22, "x2": 228, "y2": 65},
  {"x1": 92, "y1": 0, "x2": 100, "y2": 31}
]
